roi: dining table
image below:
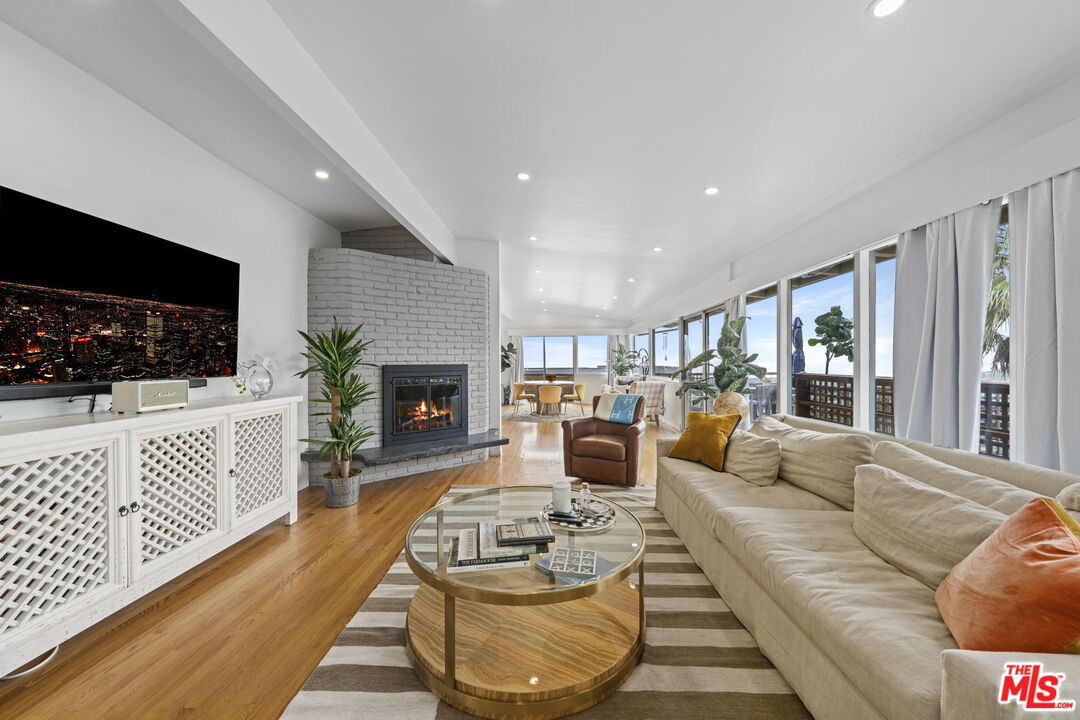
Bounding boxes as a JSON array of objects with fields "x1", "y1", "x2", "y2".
[{"x1": 522, "y1": 380, "x2": 575, "y2": 415}]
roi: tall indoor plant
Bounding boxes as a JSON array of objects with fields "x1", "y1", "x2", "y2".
[
  {"x1": 668, "y1": 316, "x2": 765, "y2": 420},
  {"x1": 610, "y1": 343, "x2": 641, "y2": 377},
  {"x1": 297, "y1": 323, "x2": 375, "y2": 508}
]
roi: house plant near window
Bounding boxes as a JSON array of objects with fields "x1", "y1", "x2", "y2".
[
  {"x1": 611, "y1": 343, "x2": 641, "y2": 379},
  {"x1": 668, "y1": 316, "x2": 765, "y2": 422},
  {"x1": 297, "y1": 323, "x2": 376, "y2": 508}
]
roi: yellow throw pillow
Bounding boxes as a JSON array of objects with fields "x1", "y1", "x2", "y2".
[{"x1": 668, "y1": 411, "x2": 740, "y2": 472}]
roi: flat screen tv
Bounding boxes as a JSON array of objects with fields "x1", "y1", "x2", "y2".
[{"x1": 0, "y1": 186, "x2": 239, "y2": 400}]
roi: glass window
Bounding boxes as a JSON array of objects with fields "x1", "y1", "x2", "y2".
[
  {"x1": 874, "y1": 245, "x2": 896, "y2": 435},
  {"x1": 705, "y1": 307, "x2": 726, "y2": 354},
  {"x1": 545, "y1": 336, "x2": 574, "y2": 378},
  {"x1": 522, "y1": 336, "x2": 574, "y2": 379},
  {"x1": 522, "y1": 336, "x2": 544, "y2": 379},
  {"x1": 745, "y1": 286, "x2": 778, "y2": 422},
  {"x1": 653, "y1": 323, "x2": 678, "y2": 374},
  {"x1": 790, "y1": 257, "x2": 855, "y2": 426},
  {"x1": 980, "y1": 205, "x2": 1010, "y2": 458},
  {"x1": 745, "y1": 286, "x2": 778, "y2": 379},
  {"x1": 682, "y1": 315, "x2": 705, "y2": 413},
  {"x1": 633, "y1": 332, "x2": 650, "y2": 375},
  {"x1": 576, "y1": 336, "x2": 608, "y2": 374}
]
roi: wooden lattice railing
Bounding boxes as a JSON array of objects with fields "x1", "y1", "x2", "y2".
[{"x1": 792, "y1": 373, "x2": 1009, "y2": 458}]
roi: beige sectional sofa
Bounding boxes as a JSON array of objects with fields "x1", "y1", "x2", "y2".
[{"x1": 655, "y1": 414, "x2": 1080, "y2": 720}]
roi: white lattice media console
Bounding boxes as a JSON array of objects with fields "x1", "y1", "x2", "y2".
[{"x1": 0, "y1": 395, "x2": 301, "y2": 676}]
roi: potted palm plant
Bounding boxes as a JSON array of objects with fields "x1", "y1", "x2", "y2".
[
  {"x1": 610, "y1": 343, "x2": 640, "y2": 378},
  {"x1": 668, "y1": 316, "x2": 765, "y2": 422},
  {"x1": 297, "y1": 323, "x2": 376, "y2": 508}
]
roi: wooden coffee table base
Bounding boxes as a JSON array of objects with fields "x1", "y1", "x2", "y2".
[{"x1": 406, "y1": 579, "x2": 643, "y2": 720}]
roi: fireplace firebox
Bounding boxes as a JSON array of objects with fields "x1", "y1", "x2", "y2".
[{"x1": 382, "y1": 365, "x2": 468, "y2": 447}]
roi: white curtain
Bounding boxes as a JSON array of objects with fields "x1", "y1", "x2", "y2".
[
  {"x1": 1008, "y1": 169, "x2": 1080, "y2": 472},
  {"x1": 509, "y1": 335, "x2": 523, "y2": 385},
  {"x1": 725, "y1": 294, "x2": 747, "y2": 349},
  {"x1": 894, "y1": 200, "x2": 1002, "y2": 451}
]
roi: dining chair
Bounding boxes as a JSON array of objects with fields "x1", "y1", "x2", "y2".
[
  {"x1": 562, "y1": 382, "x2": 587, "y2": 415},
  {"x1": 537, "y1": 385, "x2": 563, "y2": 416},
  {"x1": 512, "y1": 382, "x2": 535, "y2": 415}
]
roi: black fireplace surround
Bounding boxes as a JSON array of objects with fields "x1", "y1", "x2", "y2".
[{"x1": 382, "y1": 364, "x2": 468, "y2": 447}]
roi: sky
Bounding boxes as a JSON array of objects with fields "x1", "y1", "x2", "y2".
[
  {"x1": 745, "y1": 295, "x2": 778, "y2": 375},
  {"x1": 523, "y1": 335, "x2": 608, "y2": 372},
  {"x1": 792, "y1": 272, "x2": 854, "y2": 375},
  {"x1": 876, "y1": 259, "x2": 895, "y2": 377}
]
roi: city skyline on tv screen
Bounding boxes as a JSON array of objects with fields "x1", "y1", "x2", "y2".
[{"x1": 0, "y1": 187, "x2": 239, "y2": 389}]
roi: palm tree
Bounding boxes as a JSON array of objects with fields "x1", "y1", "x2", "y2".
[{"x1": 983, "y1": 221, "x2": 1009, "y2": 376}]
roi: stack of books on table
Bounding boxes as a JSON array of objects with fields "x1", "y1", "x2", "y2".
[{"x1": 445, "y1": 518, "x2": 555, "y2": 574}]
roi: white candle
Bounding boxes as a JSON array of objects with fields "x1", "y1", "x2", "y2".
[{"x1": 552, "y1": 480, "x2": 571, "y2": 514}]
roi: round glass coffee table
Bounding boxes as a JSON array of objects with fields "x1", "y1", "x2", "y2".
[{"x1": 403, "y1": 486, "x2": 646, "y2": 720}]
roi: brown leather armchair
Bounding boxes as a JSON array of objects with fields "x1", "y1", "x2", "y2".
[{"x1": 561, "y1": 395, "x2": 646, "y2": 487}]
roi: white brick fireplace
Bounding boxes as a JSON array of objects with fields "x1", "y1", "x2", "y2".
[{"x1": 306, "y1": 247, "x2": 492, "y2": 484}]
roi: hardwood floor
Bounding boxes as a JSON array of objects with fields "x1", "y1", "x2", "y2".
[{"x1": 0, "y1": 411, "x2": 672, "y2": 720}]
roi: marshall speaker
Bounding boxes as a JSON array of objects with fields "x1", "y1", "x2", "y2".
[{"x1": 111, "y1": 380, "x2": 189, "y2": 413}]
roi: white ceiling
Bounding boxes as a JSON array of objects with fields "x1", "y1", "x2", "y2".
[
  {"x1": 264, "y1": 0, "x2": 1080, "y2": 328},
  {"x1": 0, "y1": 0, "x2": 394, "y2": 232},
  {"x1": 5, "y1": 1, "x2": 1080, "y2": 331}
]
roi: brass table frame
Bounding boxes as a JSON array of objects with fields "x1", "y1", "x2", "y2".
[{"x1": 403, "y1": 486, "x2": 647, "y2": 719}]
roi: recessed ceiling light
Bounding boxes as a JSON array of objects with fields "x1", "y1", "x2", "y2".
[
  {"x1": 627, "y1": 277, "x2": 636, "y2": 283},
  {"x1": 538, "y1": 288, "x2": 544, "y2": 292},
  {"x1": 612, "y1": 295, "x2": 618, "y2": 300},
  {"x1": 540, "y1": 300, "x2": 547, "y2": 304},
  {"x1": 543, "y1": 308, "x2": 548, "y2": 312},
  {"x1": 533, "y1": 269, "x2": 541, "y2": 274},
  {"x1": 595, "y1": 314, "x2": 600, "y2": 318},
  {"x1": 516, "y1": 171, "x2": 531, "y2": 181},
  {"x1": 528, "y1": 235, "x2": 538, "y2": 241},
  {"x1": 602, "y1": 306, "x2": 608, "y2": 310},
  {"x1": 704, "y1": 186, "x2": 719, "y2": 196},
  {"x1": 314, "y1": 169, "x2": 330, "y2": 181},
  {"x1": 652, "y1": 247, "x2": 663, "y2": 252},
  {"x1": 867, "y1": 0, "x2": 906, "y2": 17}
]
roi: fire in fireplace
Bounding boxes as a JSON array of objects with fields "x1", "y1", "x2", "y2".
[{"x1": 382, "y1": 365, "x2": 468, "y2": 446}]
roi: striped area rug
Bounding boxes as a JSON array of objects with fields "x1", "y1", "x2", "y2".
[{"x1": 282, "y1": 485, "x2": 811, "y2": 719}]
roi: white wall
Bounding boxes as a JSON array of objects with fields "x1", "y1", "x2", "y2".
[
  {"x1": 456, "y1": 239, "x2": 502, "y2": 437},
  {"x1": 0, "y1": 21, "x2": 339, "y2": 430},
  {"x1": 631, "y1": 73, "x2": 1080, "y2": 332}
]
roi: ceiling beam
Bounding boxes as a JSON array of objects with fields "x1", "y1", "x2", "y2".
[{"x1": 157, "y1": 0, "x2": 458, "y2": 263}]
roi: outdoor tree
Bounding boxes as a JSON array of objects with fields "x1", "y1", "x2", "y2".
[
  {"x1": 807, "y1": 306, "x2": 853, "y2": 374},
  {"x1": 983, "y1": 222, "x2": 1009, "y2": 376}
]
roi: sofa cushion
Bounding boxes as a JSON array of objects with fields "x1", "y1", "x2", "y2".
[
  {"x1": 667, "y1": 411, "x2": 740, "y2": 472},
  {"x1": 749, "y1": 415, "x2": 872, "y2": 510},
  {"x1": 722, "y1": 431, "x2": 782, "y2": 487},
  {"x1": 1059, "y1": 482, "x2": 1080, "y2": 512},
  {"x1": 936, "y1": 497, "x2": 1080, "y2": 654},
  {"x1": 712, "y1": 506, "x2": 956, "y2": 720},
  {"x1": 658, "y1": 455, "x2": 844, "y2": 543},
  {"x1": 873, "y1": 440, "x2": 1038, "y2": 514},
  {"x1": 571, "y1": 434, "x2": 626, "y2": 462},
  {"x1": 853, "y1": 464, "x2": 1006, "y2": 588}
]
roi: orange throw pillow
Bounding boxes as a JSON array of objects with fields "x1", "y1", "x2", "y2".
[
  {"x1": 668, "y1": 411, "x2": 740, "y2": 472},
  {"x1": 935, "y1": 497, "x2": 1080, "y2": 654}
]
